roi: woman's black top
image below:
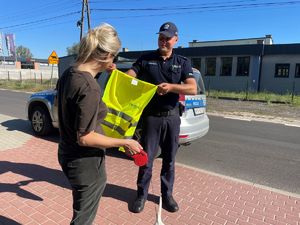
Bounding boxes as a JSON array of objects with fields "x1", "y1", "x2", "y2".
[{"x1": 57, "y1": 67, "x2": 107, "y2": 157}]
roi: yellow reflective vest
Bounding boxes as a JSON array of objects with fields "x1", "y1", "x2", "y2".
[{"x1": 101, "y1": 69, "x2": 157, "y2": 151}]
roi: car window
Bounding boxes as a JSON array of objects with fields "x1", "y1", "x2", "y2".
[
  {"x1": 96, "y1": 71, "x2": 110, "y2": 96},
  {"x1": 193, "y1": 69, "x2": 205, "y2": 95}
]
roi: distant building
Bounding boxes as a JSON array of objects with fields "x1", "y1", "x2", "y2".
[
  {"x1": 189, "y1": 35, "x2": 273, "y2": 47},
  {"x1": 119, "y1": 35, "x2": 300, "y2": 94}
]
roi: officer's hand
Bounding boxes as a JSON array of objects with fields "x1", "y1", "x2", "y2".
[
  {"x1": 124, "y1": 139, "x2": 142, "y2": 155},
  {"x1": 157, "y1": 83, "x2": 171, "y2": 95}
]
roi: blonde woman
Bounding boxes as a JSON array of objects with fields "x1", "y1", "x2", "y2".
[{"x1": 57, "y1": 23, "x2": 142, "y2": 225}]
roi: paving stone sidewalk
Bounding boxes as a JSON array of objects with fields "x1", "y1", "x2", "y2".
[{"x1": 0, "y1": 115, "x2": 299, "y2": 225}]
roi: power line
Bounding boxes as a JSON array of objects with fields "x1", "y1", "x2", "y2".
[
  {"x1": 89, "y1": 0, "x2": 142, "y2": 3},
  {"x1": 0, "y1": 11, "x2": 81, "y2": 30},
  {"x1": 89, "y1": 0, "x2": 300, "y2": 21},
  {"x1": 6, "y1": 20, "x2": 78, "y2": 34},
  {"x1": 1, "y1": 0, "x2": 299, "y2": 31},
  {"x1": 0, "y1": 0, "x2": 79, "y2": 21},
  {"x1": 90, "y1": 0, "x2": 300, "y2": 11}
]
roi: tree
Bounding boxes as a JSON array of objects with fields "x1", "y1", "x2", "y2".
[
  {"x1": 66, "y1": 42, "x2": 80, "y2": 55},
  {"x1": 16, "y1": 45, "x2": 33, "y2": 58}
]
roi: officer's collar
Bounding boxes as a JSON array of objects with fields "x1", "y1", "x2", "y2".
[{"x1": 156, "y1": 49, "x2": 174, "y2": 61}]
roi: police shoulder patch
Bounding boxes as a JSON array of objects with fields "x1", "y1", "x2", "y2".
[{"x1": 177, "y1": 55, "x2": 188, "y2": 61}]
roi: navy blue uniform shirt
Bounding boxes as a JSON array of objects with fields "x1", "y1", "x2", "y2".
[{"x1": 131, "y1": 50, "x2": 194, "y2": 111}]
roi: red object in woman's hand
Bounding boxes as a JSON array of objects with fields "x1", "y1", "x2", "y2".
[{"x1": 131, "y1": 149, "x2": 148, "y2": 166}]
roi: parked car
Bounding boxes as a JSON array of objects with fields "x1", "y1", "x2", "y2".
[
  {"x1": 26, "y1": 58, "x2": 209, "y2": 146},
  {"x1": 178, "y1": 68, "x2": 209, "y2": 145}
]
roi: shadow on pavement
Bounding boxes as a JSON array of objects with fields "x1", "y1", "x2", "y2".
[
  {"x1": 1, "y1": 118, "x2": 60, "y2": 143},
  {"x1": 0, "y1": 216, "x2": 21, "y2": 225},
  {"x1": 103, "y1": 183, "x2": 158, "y2": 211},
  {"x1": 0, "y1": 161, "x2": 70, "y2": 201},
  {"x1": 1, "y1": 119, "x2": 33, "y2": 134},
  {"x1": 0, "y1": 119, "x2": 140, "y2": 161}
]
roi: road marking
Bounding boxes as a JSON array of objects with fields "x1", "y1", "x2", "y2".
[
  {"x1": 223, "y1": 116, "x2": 251, "y2": 121},
  {"x1": 209, "y1": 113, "x2": 300, "y2": 127},
  {"x1": 284, "y1": 123, "x2": 300, "y2": 128}
]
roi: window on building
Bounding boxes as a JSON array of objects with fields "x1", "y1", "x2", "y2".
[
  {"x1": 21, "y1": 61, "x2": 34, "y2": 69},
  {"x1": 295, "y1": 64, "x2": 300, "y2": 78},
  {"x1": 275, "y1": 64, "x2": 289, "y2": 77},
  {"x1": 191, "y1": 58, "x2": 201, "y2": 71},
  {"x1": 205, "y1": 57, "x2": 216, "y2": 76},
  {"x1": 220, "y1": 57, "x2": 232, "y2": 76},
  {"x1": 236, "y1": 56, "x2": 250, "y2": 76}
]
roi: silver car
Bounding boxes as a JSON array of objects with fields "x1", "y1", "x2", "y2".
[{"x1": 178, "y1": 68, "x2": 209, "y2": 145}]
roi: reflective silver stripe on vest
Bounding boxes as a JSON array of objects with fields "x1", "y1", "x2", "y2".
[
  {"x1": 107, "y1": 108, "x2": 138, "y2": 127},
  {"x1": 102, "y1": 120, "x2": 126, "y2": 136}
]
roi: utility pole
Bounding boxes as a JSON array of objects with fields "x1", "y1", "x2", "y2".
[
  {"x1": 79, "y1": 0, "x2": 85, "y2": 41},
  {"x1": 79, "y1": 0, "x2": 91, "y2": 41},
  {"x1": 86, "y1": 0, "x2": 91, "y2": 30}
]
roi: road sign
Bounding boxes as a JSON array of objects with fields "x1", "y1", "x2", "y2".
[{"x1": 48, "y1": 51, "x2": 59, "y2": 64}]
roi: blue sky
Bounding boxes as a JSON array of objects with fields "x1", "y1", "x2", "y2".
[{"x1": 1, "y1": 0, "x2": 300, "y2": 59}]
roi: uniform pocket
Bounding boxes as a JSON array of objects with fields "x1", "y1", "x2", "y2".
[{"x1": 169, "y1": 66, "x2": 182, "y2": 83}]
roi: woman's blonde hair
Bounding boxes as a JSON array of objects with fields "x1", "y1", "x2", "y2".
[{"x1": 76, "y1": 23, "x2": 121, "y2": 64}]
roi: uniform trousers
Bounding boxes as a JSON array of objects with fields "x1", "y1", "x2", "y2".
[
  {"x1": 58, "y1": 154, "x2": 106, "y2": 225},
  {"x1": 137, "y1": 113, "x2": 181, "y2": 199}
]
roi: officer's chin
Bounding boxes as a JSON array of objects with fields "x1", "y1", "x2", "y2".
[{"x1": 159, "y1": 47, "x2": 168, "y2": 54}]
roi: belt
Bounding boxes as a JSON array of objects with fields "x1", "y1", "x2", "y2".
[{"x1": 144, "y1": 107, "x2": 179, "y2": 117}]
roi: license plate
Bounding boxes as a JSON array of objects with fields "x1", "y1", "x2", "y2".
[{"x1": 193, "y1": 107, "x2": 204, "y2": 115}]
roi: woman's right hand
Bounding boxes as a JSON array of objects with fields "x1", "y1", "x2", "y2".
[{"x1": 123, "y1": 139, "x2": 142, "y2": 155}]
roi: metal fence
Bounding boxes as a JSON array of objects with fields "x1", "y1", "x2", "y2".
[{"x1": 205, "y1": 78, "x2": 299, "y2": 104}]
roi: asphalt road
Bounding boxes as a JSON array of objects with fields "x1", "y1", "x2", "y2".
[
  {"x1": 1, "y1": 89, "x2": 300, "y2": 194},
  {"x1": 177, "y1": 116, "x2": 300, "y2": 194},
  {"x1": 0, "y1": 89, "x2": 30, "y2": 119}
]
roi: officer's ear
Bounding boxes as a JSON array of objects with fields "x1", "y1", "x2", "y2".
[{"x1": 174, "y1": 36, "x2": 178, "y2": 42}]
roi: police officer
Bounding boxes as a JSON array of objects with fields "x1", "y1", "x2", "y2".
[{"x1": 126, "y1": 22, "x2": 197, "y2": 213}]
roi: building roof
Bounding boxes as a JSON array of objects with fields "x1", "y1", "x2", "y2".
[
  {"x1": 189, "y1": 35, "x2": 273, "y2": 47},
  {"x1": 118, "y1": 43, "x2": 300, "y2": 60},
  {"x1": 264, "y1": 44, "x2": 300, "y2": 55}
]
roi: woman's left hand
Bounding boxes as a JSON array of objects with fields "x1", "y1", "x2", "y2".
[{"x1": 123, "y1": 139, "x2": 142, "y2": 155}]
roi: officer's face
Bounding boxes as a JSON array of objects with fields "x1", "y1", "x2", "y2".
[{"x1": 158, "y1": 34, "x2": 178, "y2": 54}]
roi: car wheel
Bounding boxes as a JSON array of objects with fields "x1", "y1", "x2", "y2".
[{"x1": 30, "y1": 106, "x2": 53, "y2": 136}]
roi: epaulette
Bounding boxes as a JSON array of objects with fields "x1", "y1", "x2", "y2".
[{"x1": 177, "y1": 55, "x2": 188, "y2": 61}]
